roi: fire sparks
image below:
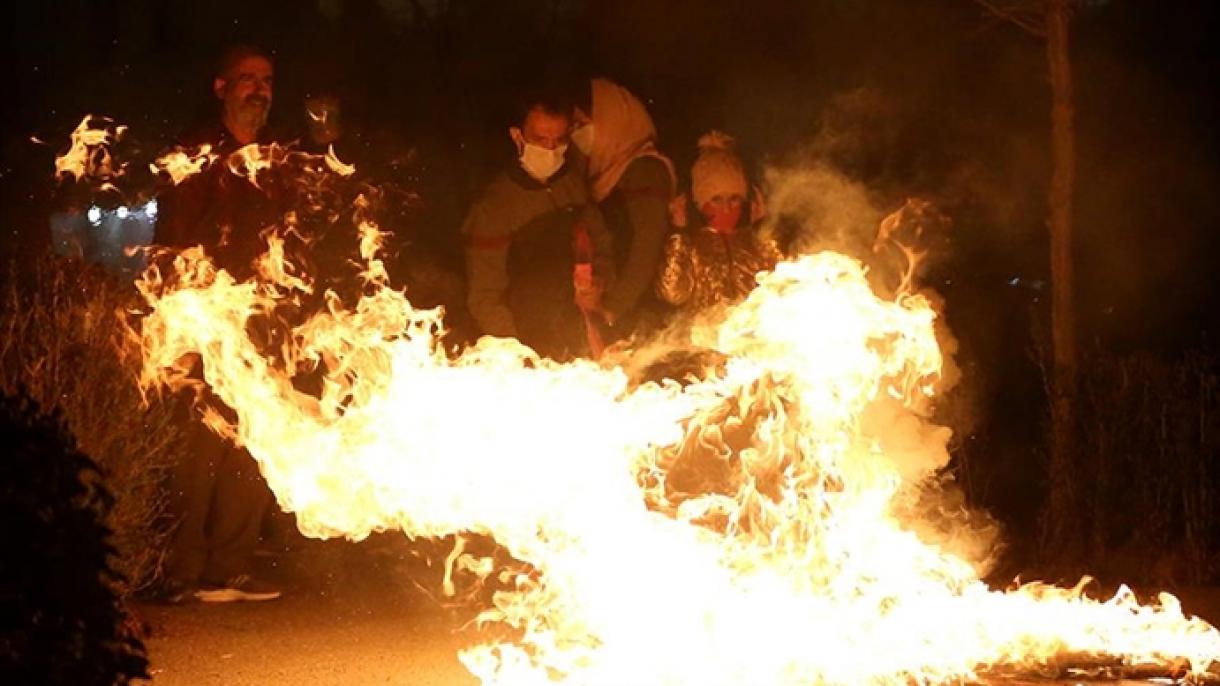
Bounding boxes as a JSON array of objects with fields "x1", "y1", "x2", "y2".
[{"x1": 134, "y1": 219, "x2": 1220, "y2": 684}]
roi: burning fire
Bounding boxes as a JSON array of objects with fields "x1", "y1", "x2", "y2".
[
  {"x1": 54, "y1": 115, "x2": 128, "y2": 190},
  {"x1": 131, "y1": 214, "x2": 1220, "y2": 683},
  {"x1": 227, "y1": 142, "x2": 291, "y2": 189},
  {"x1": 324, "y1": 144, "x2": 356, "y2": 177},
  {"x1": 151, "y1": 144, "x2": 219, "y2": 186}
]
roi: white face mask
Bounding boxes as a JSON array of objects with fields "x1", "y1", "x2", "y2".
[
  {"x1": 571, "y1": 124, "x2": 595, "y2": 155},
  {"x1": 519, "y1": 141, "x2": 568, "y2": 181}
]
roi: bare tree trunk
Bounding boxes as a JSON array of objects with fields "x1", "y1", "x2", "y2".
[{"x1": 1041, "y1": 0, "x2": 1079, "y2": 559}]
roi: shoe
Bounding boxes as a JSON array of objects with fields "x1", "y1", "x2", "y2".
[
  {"x1": 150, "y1": 578, "x2": 198, "y2": 605},
  {"x1": 195, "y1": 574, "x2": 283, "y2": 603}
]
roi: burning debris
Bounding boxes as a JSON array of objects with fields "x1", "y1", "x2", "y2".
[
  {"x1": 0, "y1": 64, "x2": 1186, "y2": 680},
  {"x1": 29, "y1": 107, "x2": 1217, "y2": 683},
  {"x1": 130, "y1": 187, "x2": 1220, "y2": 683}
]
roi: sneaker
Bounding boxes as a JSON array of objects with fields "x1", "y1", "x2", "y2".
[{"x1": 194, "y1": 574, "x2": 283, "y2": 603}]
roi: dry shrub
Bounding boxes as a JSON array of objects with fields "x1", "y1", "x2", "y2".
[
  {"x1": 1071, "y1": 351, "x2": 1220, "y2": 586},
  {"x1": 0, "y1": 254, "x2": 186, "y2": 594}
]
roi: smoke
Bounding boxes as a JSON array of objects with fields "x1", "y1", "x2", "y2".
[
  {"x1": 760, "y1": 162, "x2": 884, "y2": 260},
  {"x1": 742, "y1": 101, "x2": 1001, "y2": 574}
]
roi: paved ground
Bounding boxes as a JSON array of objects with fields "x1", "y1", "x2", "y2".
[
  {"x1": 140, "y1": 589, "x2": 476, "y2": 685},
  {"x1": 136, "y1": 537, "x2": 487, "y2": 686},
  {"x1": 135, "y1": 537, "x2": 1220, "y2": 685}
]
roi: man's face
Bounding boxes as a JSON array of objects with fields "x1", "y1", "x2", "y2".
[
  {"x1": 215, "y1": 56, "x2": 274, "y2": 133},
  {"x1": 510, "y1": 106, "x2": 571, "y2": 153}
]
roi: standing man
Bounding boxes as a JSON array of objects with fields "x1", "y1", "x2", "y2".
[
  {"x1": 157, "y1": 44, "x2": 282, "y2": 279},
  {"x1": 155, "y1": 45, "x2": 283, "y2": 603},
  {"x1": 463, "y1": 86, "x2": 614, "y2": 360}
]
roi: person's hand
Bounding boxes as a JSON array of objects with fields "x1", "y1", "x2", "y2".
[
  {"x1": 575, "y1": 284, "x2": 615, "y2": 328},
  {"x1": 574, "y1": 282, "x2": 602, "y2": 310},
  {"x1": 574, "y1": 282, "x2": 616, "y2": 328},
  {"x1": 573, "y1": 263, "x2": 606, "y2": 315}
]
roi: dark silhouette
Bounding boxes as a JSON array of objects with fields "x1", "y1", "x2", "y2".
[{"x1": 0, "y1": 388, "x2": 148, "y2": 685}]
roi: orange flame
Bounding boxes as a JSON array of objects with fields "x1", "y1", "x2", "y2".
[
  {"x1": 151, "y1": 144, "x2": 218, "y2": 185},
  {"x1": 54, "y1": 115, "x2": 127, "y2": 188},
  {"x1": 226, "y1": 142, "x2": 290, "y2": 190},
  {"x1": 134, "y1": 227, "x2": 1220, "y2": 684},
  {"x1": 324, "y1": 144, "x2": 356, "y2": 177}
]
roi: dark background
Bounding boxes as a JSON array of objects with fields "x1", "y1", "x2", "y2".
[{"x1": 2, "y1": 0, "x2": 1218, "y2": 549}]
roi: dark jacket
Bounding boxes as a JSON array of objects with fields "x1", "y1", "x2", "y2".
[
  {"x1": 462, "y1": 154, "x2": 613, "y2": 359},
  {"x1": 156, "y1": 121, "x2": 285, "y2": 279},
  {"x1": 599, "y1": 156, "x2": 673, "y2": 329}
]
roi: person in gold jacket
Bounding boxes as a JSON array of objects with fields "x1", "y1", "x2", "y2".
[{"x1": 656, "y1": 131, "x2": 783, "y2": 313}]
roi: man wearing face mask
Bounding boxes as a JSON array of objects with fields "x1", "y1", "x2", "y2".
[{"x1": 463, "y1": 87, "x2": 614, "y2": 360}]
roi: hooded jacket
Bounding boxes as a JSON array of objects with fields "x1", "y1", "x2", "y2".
[{"x1": 584, "y1": 78, "x2": 677, "y2": 327}]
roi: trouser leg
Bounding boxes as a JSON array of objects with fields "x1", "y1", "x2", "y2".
[
  {"x1": 164, "y1": 424, "x2": 223, "y2": 585},
  {"x1": 201, "y1": 443, "x2": 273, "y2": 584}
]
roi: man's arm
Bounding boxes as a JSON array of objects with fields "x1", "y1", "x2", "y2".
[
  {"x1": 155, "y1": 170, "x2": 213, "y2": 249},
  {"x1": 581, "y1": 203, "x2": 614, "y2": 291},
  {"x1": 603, "y1": 157, "x2": 672, "y2": 320},
  {"x1": 463, "y1": 202, "x2": 517, "y2": 337}
]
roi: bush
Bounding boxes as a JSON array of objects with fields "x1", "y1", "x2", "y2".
[
  {"x1": 0, "y1": 254, "x2": 186, "y2": 594},
  {"x1": 0, "y1": 388, "x2": 149, "y2": 685}
]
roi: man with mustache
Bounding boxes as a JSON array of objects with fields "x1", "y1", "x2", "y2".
[
  {"x1": 157, "y1": 44, "x2": 282, "y2": 278},
  {"x1": 221, "y1": 55, "x2": 273, "y2": 146},
  {"x1": 154, "y1": 45, "x2": 285, "y2": 605}
]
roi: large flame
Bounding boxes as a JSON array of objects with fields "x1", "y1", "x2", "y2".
[{"x1": 134, "y1": 218, "x2": 1220, "y2": 684}]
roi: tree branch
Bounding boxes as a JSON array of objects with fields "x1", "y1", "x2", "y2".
[{"x1": 972, "y1": 0, "x2": 1048, "y2": 38}]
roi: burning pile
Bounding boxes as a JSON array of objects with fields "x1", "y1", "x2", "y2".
[
  {"x1": 53, "y1": 105, "x2": 1205, "y2": 684},
  {"x1": 130, "y1": 204, "x2": 1220, "y2": 683}
]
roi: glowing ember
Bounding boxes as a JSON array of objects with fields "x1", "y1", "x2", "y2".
[
  {"x1": 324, "y1": 144, "x2": 356, "y2": 177},
  {"x1": 134, "y1": 220, "x2": 1220, "y2": 684}
]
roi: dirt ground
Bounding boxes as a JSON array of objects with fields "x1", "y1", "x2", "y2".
[
  {"x1": 134, "y1": 538, "x2": 1220, "y2": 686},
  {"x1": 136, "y1": 537, "x2": 485, "y2": 686}
]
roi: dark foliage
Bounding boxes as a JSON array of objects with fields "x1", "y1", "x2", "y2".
[{"x1": 0, "y1": 389, "x2": 148, "y2": 686}]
